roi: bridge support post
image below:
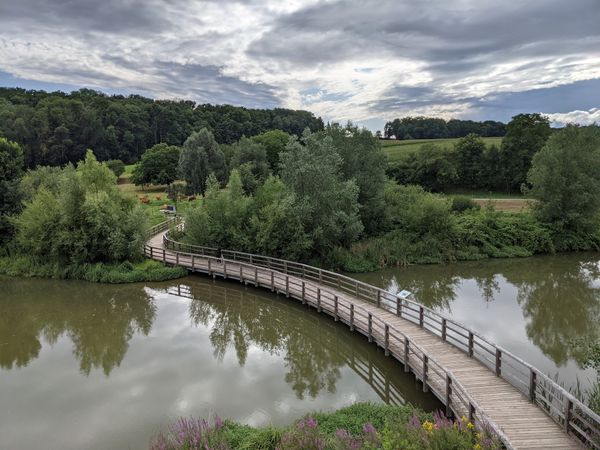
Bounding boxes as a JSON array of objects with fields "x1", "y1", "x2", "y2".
[
  {"x1": 254, "y1": 267, "x2": 258, "y2": 286},
  {"x1": 419, "y1": 306, "x2": 424, "y2": 327},
  {"x1": 271, "y1": 272, "x2": 274, "y2": 291},
  {"x1": 422, "y1": 355, "x2": 429, "y2": 392},
  {"x1": 191, "y1": 255, "x2": 195, "y2": 270},
  {"x1": 384, "y1": 325, "x2": 389, "y2": 356},
  {"x1": 368, "y1": 313, "x2": 372, "y2": 342},
  {"x1": 150, "y1": 247, "x2": 153, "y2": 258},
  {"x1": 239, "y1": 265, "x2": 243, "y2": 283},
  {"x1": 564, "y1": 399, "x2": 573, "y2": 433},
  {"x1": 224, "y1": 261, "x2": 227, "y2": 279},
  {"x1": 529, "y1": 369, "x2": 537, "y2": 402},
  {"x1": 468, "y1": 403, "x2": 475, "y2": 423},
  {"x1": 334, "y1": 296, "x2": 339, "y2": 321},
  {"x1": 404, "y1": 337, "x2": 410, "y2": 372},
  {"x1": 349, "y1": 304, "x2": 354, "y2": 330},
  {"x1": 317, "y1": 288, "x2": 322, "y2": 312},
  {"x1": 495, "y1": 349, "x2": 502, "y2": 376},
  {"x1": 468, "y1": 332, "x2": 474, "y2": 357},
  {"x1": 302, "y1": 281, "x2": 306, "y2": 304},
  {"x1": 442, "y1": 318, "x2": 447, "y2": 341},
  {"x1": 286, "y1": 276, "x2": 289, "y2": 297},
  {"x1": 162, "y1": 249, "x2": 166, "y2": 263},
  {"x1": 445, "y1": 375, "x2": 452, "y2": 417},
  {"x1": 377, "y1": 290, "x2": 381, "y2": 308},
  {"x1": 208, "y1": 258, "x2": 212, "y2": 277}
]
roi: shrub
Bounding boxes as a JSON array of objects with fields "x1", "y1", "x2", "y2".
[
  {"x1": 104, "y1": 159, "x2": 126, "y2": 177},
  {"x1": 451, "y1": 196, "x2": 480, "y2": 213}
]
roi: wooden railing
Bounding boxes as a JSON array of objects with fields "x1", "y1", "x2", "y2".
[
  {"x1": 150, "y1": 226, "x2": 599, "y2": 448},
  {"x1": 145, "y1": 216, "x2": 181, "y2": 238}
]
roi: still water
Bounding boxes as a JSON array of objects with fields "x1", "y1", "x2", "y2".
[
  {"x1": 0, "y1": 276, "x2": 438, "y2": 450},
  {"x1": 352, "y1": 252, "x2": 600, "y2": 392}
]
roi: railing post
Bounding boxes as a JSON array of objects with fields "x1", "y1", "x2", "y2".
[
  {"x1": 162, "y1": 249, "x2": 166, "y2": 263},
  {"x1": 422, "y1": 355, "x2": 429, "y2": 392},
  {"x1": 239, "y1": 265, "x2": 243, "y2": 283},
  {"x1": 396, "y1": 299, "x2": 401, "y2": 317},
  {"x1": 468, "y1": 332, "x2": 474, "y2": 357},
  {"x1": 208, "y1": 258, "x2": 212, "y2": 276},
  {"x1": 250, "y1": 255, "x2": 253, "y2": 264},
  {"x1": 368, "y1": 313, "x2": 372, "y2": 342},
  {"x1": 302, "y1": 281, "x2": 306, "y2": 304},
  {"x1": 468, "y1": 403, "x2": 475, "y2": 423},
  {"x1": 254, "y1": 267, "x2": 258, "y2": 285},
  {"x1": 271, "y1": 271, "x2": 275, "y2": 291},
  {"x1": 445, "y1": 374, "x2": 452, "y2": 417},
  {"x1": 404, "y1": 337, "x2": 410, "y2": 372},
  {"x1": 319, "y1": 269, "x2": 323, "y2": 284},
  {"x1": 442, "y1": 318, "x2": 447, "y2": 341},
  {"x1": 175, "y1": 252, "x2": 179, "y2": 265},
  {"x1": 317, "y1": 288, "x2": 322, "y2": 312},
  {"x1": 564, "y1": 399, "x2": 573, "y2": 433},
  {"x1": 384, "y1": 325, "x2": 389, "y2": 356},
  {"x1": 191, "y1": 254, "x2": 195, "y2": 270},
  {"x1": 419, "y1": 306, "x2": 424, "y2": 327},
  {"x1": 284, "y1": 261, "x2": 288, "y2": 274},
  {"x1": 224, "y1": 260, "x2": 227, "y2": 278},
  {"x1": 334, "y1": 296, "x2": 338, "y2": 321},
  {"x1": 377, "y1": 290, "x2": 381, "y2": 308},
  {"x1": 349, "y1": 304, "x2": 354, "y2": 331},
  {"x1": 150, "y1": 247, "x2": 153, "y2": 258},
  {"x1": 286, "y1": 275, "x2": 289, "y2": 297},
  {"x1": 529, "y1": 369, "x2": 537, "y2": 402},
  {"x1": 495, "y1": 349, "x2": 502, "y2": 376}
]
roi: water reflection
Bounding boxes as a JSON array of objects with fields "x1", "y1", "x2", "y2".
[
  {"x1": 0, "y1": 278, "x2": 155, "y2": 374},
  {"x1": 352, "y1": 254, "x2": 600, "y2": 384}
]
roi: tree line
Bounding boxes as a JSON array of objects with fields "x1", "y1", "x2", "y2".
[
  {"x1": 384, "y1": 116, "x2": 506, "y2": 140},
  {"x1": 0, "y1": 87, "x2": 323, "y2": 169},
  {"x1": 388, "y1": 113, "x2": 552, "y2": 192}
]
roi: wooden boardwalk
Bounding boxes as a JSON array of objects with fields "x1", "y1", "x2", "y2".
[{"x1": 145, "y1": 222, "x2": 598, "y2": 449}]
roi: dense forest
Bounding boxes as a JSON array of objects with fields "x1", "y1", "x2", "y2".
[
  {"x1": 384, "y1": 116, "x2": 506, "y2": 140},
  {"x1": 0, "y1": 88, "x2": 324, "y2": 168}
]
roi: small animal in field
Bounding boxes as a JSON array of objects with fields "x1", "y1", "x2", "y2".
[
  {"x1": 187, "y1": 196, "x2": 196, "y2": 201},
  {"x1": 156, "y1": 196, "x2": 161, "y2": 201}
]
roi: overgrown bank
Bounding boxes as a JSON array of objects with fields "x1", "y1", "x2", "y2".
[{"x1": 150, "y1": 403, "x2": 502, "y2": 450}]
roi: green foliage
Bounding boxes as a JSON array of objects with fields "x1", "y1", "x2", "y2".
[
  {"x1": 0, "y1": 137, "x2": 24, "y2": 245},
  {"x1": 251, "y1": 129, "x2": 291, "y2": 171},
  {"x1": 323, "y1": 123, "x2": 387, "y2": 233},
  {"x1": 500, "y1": 113, "x2": 551, "y2": 192},
  {"x1": 455, "y1": 134, "x2": 485, "y2": 189},
  {"x1": 451, "y1": 195, "x2": 480, "y2": 213},
  {"x1": 179, "y1": 128, "x2": 228, "y2": 194},
  {"x1": 131, "y1": 143, "x2": 181, "y2": 186},
  {"x1": 0, "y1": 87, "x2": 323, "y2": 167},
  {"x1": 527, "y1": 125, "x2": 600, "y2": 250},
  {"x1": 388, "y1": 144, "x2": 458, "y2": 192},
  {"x1": 384, "y1": 116, "x2": 506, "y2": 139},
  {"x1": 20, "y1": 165, "x2": 68, "y2": 199},
  {"x1": 280, "y1": 130, "x2": 363, "y2": 254},
  {"x1": 230, "y1": 137, "x2": 269, "y2": 193},
  {"x1": 14, "y1": 151, "x2": 147, "y2": 266},
  {"x1": 0, "y1": 256, "x2": 186, "y2": 283},
  {"x1": 104, "y1": 159, "x2": 126, "y2": 177}
]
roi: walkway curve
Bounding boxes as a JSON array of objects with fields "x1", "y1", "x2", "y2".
[{"x1": 145, "y1": 218, "x2": 598, "y2": 449}]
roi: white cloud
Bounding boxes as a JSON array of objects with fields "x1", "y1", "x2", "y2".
[{"x1": 545, "y1": 108, "x2": 600, "y2": 126}]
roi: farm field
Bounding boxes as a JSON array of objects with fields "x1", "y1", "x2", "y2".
[{"x1": 381, "y1": 137, "x2": 503, "y2": 163}]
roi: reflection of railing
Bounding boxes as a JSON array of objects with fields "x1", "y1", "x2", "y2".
[{"x1": 163, "y1": 283, "x2": 408, "y2": 407}]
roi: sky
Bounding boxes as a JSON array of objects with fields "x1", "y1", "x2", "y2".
[{"x1": 1, "y1": 0, "x2": 600, "y2": 131}]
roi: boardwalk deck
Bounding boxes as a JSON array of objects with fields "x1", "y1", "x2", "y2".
[{"x1": 145, "y1": 226, "x2": 590, "y2": 450}]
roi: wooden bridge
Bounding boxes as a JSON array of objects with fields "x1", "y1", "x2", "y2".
[{"x1": 145, "y1": 218, "x2": 600, "y2": 449}]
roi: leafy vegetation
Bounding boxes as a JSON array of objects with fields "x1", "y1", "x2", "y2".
[
  {"x1": 131, "y1": 143, "x2": 181, "y2": 186},
  {"x1": 178, "y1": 128, "x2": 228, "y2": 194},
  {"x1": 0, "y1": 137, "x2": 24, "y2": 245},
  {"x1": 150, "y1": 403, "x2": 502, "y2": 450},
  {"x1": 384, "y1": 116, "x2": 506, "y2": 140},
  {"x1": 104, "y1": 159, "x2": 126, "y2": 177},
  {"x1": 0, "y1": 87, "x2": 323, "y2": 168}
]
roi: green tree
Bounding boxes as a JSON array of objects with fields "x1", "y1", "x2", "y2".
[
  {"x1": 500, "y1": 113, "x2": 551, "y2": 192},
  {"x1": 280, "y1": 130, "x2": 363, "y2": 253},
  {"x1": 0, "y1": 137, "x2": 24, "y2": 245},
  {"x1": 131, "y1": 143, "x2": 180, "y2": 186},
  {"x1": 250, "y1": 129, "x2": 291, "y2": 171},
  {"x1": 230, "y1": 137, "x2": 269, "y2": 193},
  {"x1": 104, "y1": 159, "x2": 125, "y2": 177},
  {"x1": 324, "y1": 123, "x2": 387, "y2": 233},
  {"x1": 527, "y1": 125, "x2": 600, "y2": 249},
  {"x1": 455, "y1": 134, "x2": 485, "y2": 189},
  {"x1": 178, "y1": 128, "x2": 228, "y2": 195}
]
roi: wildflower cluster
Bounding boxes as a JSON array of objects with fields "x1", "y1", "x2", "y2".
[{"x1": 150, "y1": 416, "x2": 229, "y2": 450}]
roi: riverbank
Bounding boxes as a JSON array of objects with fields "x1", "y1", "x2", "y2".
[
  {"x1": 150, "y1": 403, "x2": 502, "y2": 450},
  {"x1": 0, "y1": 256, "x2": 186, "y2": 283}
]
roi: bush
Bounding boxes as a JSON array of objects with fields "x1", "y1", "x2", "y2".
[
  {"x1": 451, "y1": 196, "x2": 480, "y2": 213},
  {"x1": 104, "y1": 159, "x2": 125, "y2": 177}
]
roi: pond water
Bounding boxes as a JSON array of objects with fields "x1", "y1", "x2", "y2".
[
  {"x1": 351, "y1": 252, "x2": 600, "y2": 392},
  {"x1": 0, "y1": 276, "x2": 439, "y2": 450}
]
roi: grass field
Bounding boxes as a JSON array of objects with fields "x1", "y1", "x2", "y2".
[{"x1": 381, "y1": 137, "x2": 503, "y2": 163}]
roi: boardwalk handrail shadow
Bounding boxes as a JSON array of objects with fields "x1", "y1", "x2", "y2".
[{"x1": 145, "y1": 218, "x2": 598, "y2": 448}]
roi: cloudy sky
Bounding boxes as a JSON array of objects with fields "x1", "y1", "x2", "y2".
[{"x1": 1, "y1": 0, "x2": 599, "y2": 130}]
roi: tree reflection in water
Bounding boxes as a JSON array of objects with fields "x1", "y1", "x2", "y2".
[{"x1": 0, "y1": 278, "x2": 155, "y2": 374}]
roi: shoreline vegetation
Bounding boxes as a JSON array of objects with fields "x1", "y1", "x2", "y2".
[{"x1": 149, "y1": 403, "x2": 503, "y2": 450}]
